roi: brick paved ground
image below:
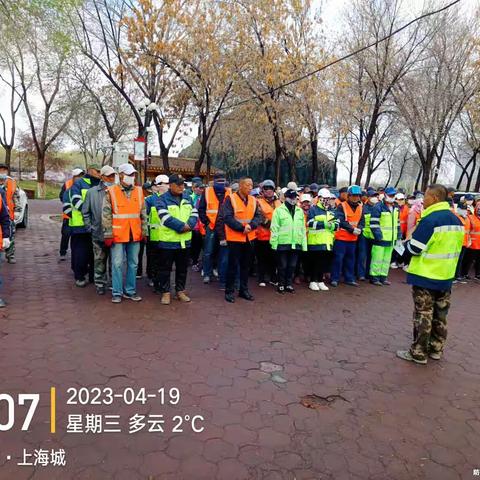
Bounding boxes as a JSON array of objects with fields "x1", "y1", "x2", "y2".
[{"x1": 0, "y1": 200, "x2": 479, "y2": 479}]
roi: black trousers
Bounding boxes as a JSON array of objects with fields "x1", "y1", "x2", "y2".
[
  {"x1": 309, "y1": 250, "x2": 333, "y2": 282},
  {"x1": 462, "y1": 248, "x2": 480, "y2": 277},
  {"x1": 137, "y1": 241, "x2": 145, "y2": 276},
  {"x1": 60, "y1": 219, "x2": 70, "y2": 256},
  {"x1": 226, "y1": 241, "x2": 253, "y2": 294},
  {"x1": 158, "y1": 248, "x2": 189, "y2": 293},
  {"x1": 255, "y1": 240, "x2": 276, "y2": 283},
  {"x1": 277, "y1": 249, "x2": 299, "y2": 287},
  {"x1": 190, "y1": 230, "x2": 203, "y2": 265},
  {"x1": 70, "y1": 233, "x2": 94, "y2": 281}
]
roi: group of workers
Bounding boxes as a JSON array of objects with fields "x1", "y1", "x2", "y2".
[{"x1": 59, "y1": 164, "x2": 479, "y2": 364}]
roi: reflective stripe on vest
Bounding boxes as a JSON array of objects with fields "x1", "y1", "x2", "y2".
[
  {"x1": 468, "y1": 214, "x2": 480, "y2": 249},
  {"x1": 62, "y1": 178, "x2": 74, "y2": 220},
  {"x1": 69, "y1": 178, "x2": 91, "y2": 227},
  {"x1": 378, "y1": 208, "x2": 399, "y2": 244},
  {"x1": 108, "y1": 185, "x2": 143, "y2": 243},
  {"x1": 256, "y1": 198, "x2": 280, "y2": 241},
  {"x1": 225, "y1": 193, "x2": 256, "y2": 242},
  {"x1": 148, "y1": 207, "x2": 161, "y2": 242},
  {"x1": 408, "y1": 202, "x2": 464, "y2": 280},
  {"x1": 5, "y1": 178, "x2": 16, "y2": 221},
  {"x1": 335, "y1": 202, "x2": 362, "y2": 242},
  {"x1": 205, "y1": 186, "x2": 231, "y2": 228},
  {"x1": 158, "y1": 199, "x2": 193, "y2": 248},
  {"x1": 307, "y1": 211, "x2": 335, "y2": 250}
]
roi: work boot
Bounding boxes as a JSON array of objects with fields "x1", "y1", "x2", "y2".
[
  {"x1": 429, "y1": 351, "x2": 442, "y2": 360},
  {"x1": 345, "y1": 281, "x2": 359, "y2": 287},
  {"x1": 396, "y1": 350, "x2": 427, "y2": 365},
  {"x1": 203, "y1": 276, "x2": 211, "y2": 284},
  {"x1": 75, "y1": 279, "x2": 87, "y2": 288},
  {"x1": 239, "y1": 290, "x2": 254, "y2": 301},
  {"x1": 370, "y1": 279, "x2": 383, "y2": 286},
  {"x1": 7, "y1": 257, "x2": 16, "y2": 264},
  {"x1": 381, "y1": 280, "x2": 391, "y2": 286},
  {"x1": 285, "y1": 285, "x2": 295, "y2": 294},
  {"x1": 59, "y1": 254, "x2": 67, "y2": 262},
  {"x1": 112, "y1": 296, "x2": 122, "y2": 304},
  {"x1": 277, "y1": 285, "x2": 285, "y2": 295},
  {"x1": 225, "y1": 292, "x2": 235, "y2": 303},
  {"x1": 176, "y1": 291, "x2": 191, "y2": 303},
  {"x1": 161, "y1": 293, "x2": 171, "y2": 305},
  {"x1": 0, "y1": 298, "x2": 6, "y2": 308},
  {"x1": 96, "y1": 286, "x2": 106, "y2": 295},
  {"x1": 330, "y1": 281, "x2": 338, "y2": 287}
]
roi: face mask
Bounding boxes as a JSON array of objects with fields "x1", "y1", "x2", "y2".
[
  {"x1": 0, "y1": 174, "x2": 7, "y2": 180},
  {"x1": 385, "y1": 195, "x2": 395, "y2": 203},
  {"x1": 370, "y1": 197, "x2": 379, "y2": 205},
  {"x1": 122, "y1": 175, "x2": 135, "y2": 186},
  {"x1": 285, "y1": 197, "x2": 297, "y2": 205},
  {"x1": 103, "y1": 181, "x2": 115, "y2": 187}
]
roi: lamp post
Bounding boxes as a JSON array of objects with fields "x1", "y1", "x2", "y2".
[{"x1": 136, "y1": 99, "x2": 158, "y2": 183}]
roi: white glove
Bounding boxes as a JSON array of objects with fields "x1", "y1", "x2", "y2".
[
  {"x1": 353, "y1": 228, "x2": 361, "y2": 236},
  {"x1": 396, "y1": 239, "x2": 403, "y2": 247},
  {"x1": 219, "y1": 240, "x2": 228, "y2": 247},
  {"x1": 2, "y1": 238, "x2": 11, "y2": 250}
]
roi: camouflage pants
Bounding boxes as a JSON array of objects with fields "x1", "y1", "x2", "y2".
[
  {"x1": 410, "y1": 286, "x2": 450, "y2": 361},
  {"x1": 92, "y1": 240, "x2": 110, "y2": 288}
]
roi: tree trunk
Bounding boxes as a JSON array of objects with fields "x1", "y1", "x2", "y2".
[
  {"x1": 414, "y1": 166, "x2": 422, "y2": 191},
  {"x1": 355, "y1": 105, "x2": 380, "y2": 184},
  {"x1": 421, "y1": 152, "x2": 435, "y2": 191},
  {"x1": 474, "y1": 159, "x2": 480, "y2": 192},
  {"x1": 286, "y1": 154, "x2": 297, "y2": 182},
  {"x1": 272, "y1": 125, "x2": 282, "y2": 186},
  {"x1": 206, "y1": 149, "x2": 212, "y2": 182},
  {"x1": 37, "y1": 151, "x2": 46, "y2": 198},
  {"x1": 310, "y1": 138, "x2": 318, "y2": 183},
  {"x1": 4, "y1": 147, "x2": 12, "y2": 171}
]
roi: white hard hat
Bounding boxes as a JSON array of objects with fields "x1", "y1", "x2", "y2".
[
  {"x1": 287, "y1": 181, "x2": 298, "y2": 190},
  {"x1": 154, "y1": 174, "x2": 169, "y2": 185},
  {"x1": 318, "y1": 188, "x2": 331, "y2": 198},
  {"x1": 300, "y1": 194, "x2": 312, "y2": 203},
  {"x1": 118, "y1": 163, "x2": 137, "y2": 175},
  {"x1": 395, "y1": 193, "x2": 405, "y2": 200}
]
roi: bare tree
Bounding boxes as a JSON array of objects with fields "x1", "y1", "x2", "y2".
[
  {"x1": 0, "y1": 59, "x2": 23, "y2": 169},
  {"x1": 394, "y1": 7, "x2": 479, "y2": 190},
  {"x1": 342, "y1": 0, "x2": 431, "y2": 185}
]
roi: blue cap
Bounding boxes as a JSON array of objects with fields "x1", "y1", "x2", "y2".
[
  {"x1": 347, "y1": 185, "x2": 362, "y2": 195},
  {"x1": 465, "y1": 194, "x2": 474, "y2": 201},
  {"x1": 385, "y1": 186, "x2": 397, "y2": 196},
  {"x1": 368, "y1": 191, "x2": 379, "y2": 197}
]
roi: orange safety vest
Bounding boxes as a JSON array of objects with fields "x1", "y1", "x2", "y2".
[
  {"x1": 225, "y1": 192, "x2": 257, "y2": 242},
  {"x1": 399, "y1": 205, "x2": 409, "y2": 237},
  {"x1": 0, "y1": 198, "x2": 3, "y2": 247},
  {"x1": 335, "y1": 201, "x2": 363, "y2": 242},
  {"x1": 256, "y1": 197, "x2": 281, "y2": 241},
  {"x1": 62, "y1": 178, "x2": 74, "y2": 220},
  {"x1": 205, "y1": 186, "x2": 231, "y2": 230},
  {"x1": 5, "y1": 178, "x2": 17, "y2": 221},
  {"x1": 454, "y1": 212, "x2": 470, "y2": 248},
  {"x1": 107, "y1": 185, "x2": 144, "y2": 243},
  {"x1": 468, "y1": 213, "x2": 480, "y2": 250}
]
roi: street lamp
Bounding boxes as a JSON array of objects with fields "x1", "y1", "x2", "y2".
[{"x1": 136, "y1": 99, "x2": 158, "y2": 183}]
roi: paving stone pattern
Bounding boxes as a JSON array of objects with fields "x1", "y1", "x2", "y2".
[{"x1": 0, "y1": 201, "x2": 479, "y2": 479}]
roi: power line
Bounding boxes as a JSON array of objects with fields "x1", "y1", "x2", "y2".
[{"x1": 146, "y1": 0, "x2": 462, "y2": 119}]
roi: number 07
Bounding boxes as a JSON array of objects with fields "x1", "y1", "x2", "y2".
[{"x1": 0, "y1": 394, "x2": 40, "y2": 431}]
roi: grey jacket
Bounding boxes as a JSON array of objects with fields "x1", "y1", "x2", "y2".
[{"x1": 82, "y1": 183, "x2": 108, "y2": 242}]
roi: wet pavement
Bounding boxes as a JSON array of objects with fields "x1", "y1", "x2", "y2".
[{"x1": 0, "y1": 200, "x2": 479, "y2": 479}]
